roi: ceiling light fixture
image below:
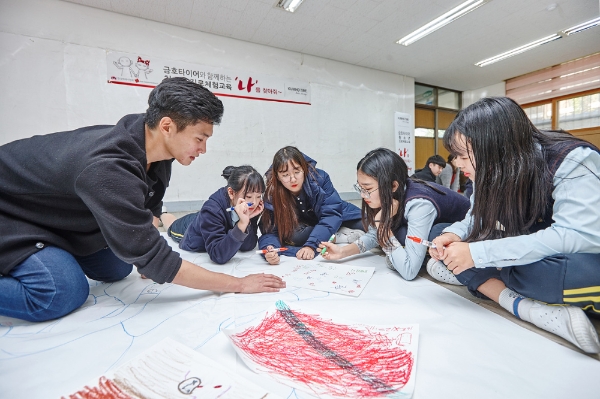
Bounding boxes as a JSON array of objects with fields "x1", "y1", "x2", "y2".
[
  {"x1": 396, "y1": 0, "x2": 491, "y2": 46},
  {"x1": 562, "y1": 16, "x2": 600, "y2": 35},
  {"x1": 275, "y1": 0, "x2": 305, "y2": 13},
  {"x1": 475, "y1": 17, "x2": 600, "y2": 67},
  {"x1": 474, "y1": 34, "x2": 562, "y2": 67}
]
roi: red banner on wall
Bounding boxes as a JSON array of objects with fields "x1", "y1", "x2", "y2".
[{"x1": 107, "y1": 51, "x2": 311, "y2": 105}]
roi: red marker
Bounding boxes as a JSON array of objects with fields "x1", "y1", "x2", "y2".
[
  {"x1": 407, "y1": 235, "x2": 437, "y2": 249},
  {"x1": 256, "y1": 247, "x2": 288, "y2": 254}
]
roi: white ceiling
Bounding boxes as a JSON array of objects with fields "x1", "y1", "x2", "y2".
[{"x1": 63, "y1": 0, "x2": 600, "y2": 91}]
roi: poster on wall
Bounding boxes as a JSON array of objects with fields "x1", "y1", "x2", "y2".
[
  {"x1": 106, "y1": 51, "x2": 311, "y2": 105},
  {"x1": 394, "y1": 112, "x2": 415, "y2": 175}
]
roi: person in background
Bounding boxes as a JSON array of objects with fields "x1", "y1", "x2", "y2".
[
  {"x1": 436, "y1": 154, "x2": 460, "y2": 192},
  {"x1": 411, "y1": 154, "x2": 446, "y2": 182},
  {"x1": 259, "y1": 146, "x2": 364, "y2": 265}
]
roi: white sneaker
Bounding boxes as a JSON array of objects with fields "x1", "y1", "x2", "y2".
[
  {"x1": 385, "y1": 256, "x2": 396, "y2": 271},
  {"x1": 528, "y1": 302, "x2": 600, "y2": 353},
  {"x1": 426, "y1": 258, "x2": 462, "y2": 285},
  {"x1": 335, "y1": 227, "x2": 365, "y2": 244},
  {"x1": 334, "y1": 232, "x2": 349, "y2": 243},
  {"x1": 346, "y1": 229, "x2": 365, "y2": 243}
]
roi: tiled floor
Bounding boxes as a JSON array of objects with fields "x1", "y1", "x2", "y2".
[{"x1": 159, "y1": 208, "x2": 600, "y2": 360}]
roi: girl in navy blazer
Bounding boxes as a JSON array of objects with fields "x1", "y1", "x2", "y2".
[
  {"x1": 259, "y1": 146, "x2": 363, "y2": 264},
  {"x1": 166, "y1": 165, "x2": 265, "y2": 264}
]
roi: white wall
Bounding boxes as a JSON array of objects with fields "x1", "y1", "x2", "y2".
[
  {"x1": 462, "y1": 82, "x2": 506, "y2": 108},
  {"x1": 0, "y1": 0, "x2": 414, "y2": 207}
]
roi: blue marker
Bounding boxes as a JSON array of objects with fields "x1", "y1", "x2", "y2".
[{"x1": 226, "y1": 202, "x2": 253, "y2": 212}]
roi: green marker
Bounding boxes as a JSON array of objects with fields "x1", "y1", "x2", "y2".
[{"x1": 320, "y1": 234, "x2": 336, "y2": 255}]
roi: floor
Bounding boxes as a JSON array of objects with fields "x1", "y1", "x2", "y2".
[{"x1": 159, "y1": 207, "x2": 600, "y2": 361}]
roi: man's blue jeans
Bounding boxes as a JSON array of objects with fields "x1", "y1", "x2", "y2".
[{"x1": 0, "y1": 246, "x2": 132, "y2": 322}]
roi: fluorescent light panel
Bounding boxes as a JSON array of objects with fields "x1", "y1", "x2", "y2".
[
  {"x1": 475, "y1": 16, "x2": 600, "y2": 67},
  {"x1": 475, "y1": 34, "x2": 562, "y2": 67},
  {"x1": 396, "y1": 0, "x2": 490, "y2": 46},
  {"x1": 276, "y1": 0, "x2": 305, "y2": 13},
  {"x1": 563, "y1": 16, "x2": 600, "y2": 35}
]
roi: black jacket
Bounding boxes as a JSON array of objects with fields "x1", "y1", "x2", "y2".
[
  {"x1": 411, "y1": 166, "x2": 437, "y2": 182},
  {"x1": 0, "y1": 114, "x2": 181, "y2": 283}
]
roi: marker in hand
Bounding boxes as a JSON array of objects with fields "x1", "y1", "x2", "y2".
[
  {"x1": 226, "y1": 202, "x2": 253, "y2": 212},
  {"x1": 256, "y1": 247, "x2": 288, "y2": 254},
  {"x1": 320, "y1": 234, "x2": 336, "y2": 255},
  {"x1": 407, "y1": 235, "x2": 437, "y2": 249}
]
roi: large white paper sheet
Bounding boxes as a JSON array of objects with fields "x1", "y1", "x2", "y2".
[
  {"x1": 224, "y1": 301, "x2": 418, "y2": 398},
  {"x1": 1, "y1": 233, "x2": 599, "y2": 399}
]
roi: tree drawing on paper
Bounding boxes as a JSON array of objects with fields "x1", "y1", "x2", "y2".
[
  {"x1": 63, "y1": 376, "x2": 133, "y2": 399},
  {"x1": 63, "y1": 338, "x2": 267, "y2": 399},
  {"x1": 64, "y1": 376, "x2": 227, "y2": 399},
  {"x1": 229, "y1": 301, "x2": 416, "y2": 398}
]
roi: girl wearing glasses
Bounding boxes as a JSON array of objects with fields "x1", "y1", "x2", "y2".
[
  {"x1": 259, "y1": 146, "x2": 363, "y2": 264},
  {"x1": 320, "y1": 148, "x2": 470, "y2": 281},
  {"x1": 163, "y1": 165, "x2": 265, "y2": 264},
  {"x1": 427, "y1": 97, "x2": 600, "y2": 353}
]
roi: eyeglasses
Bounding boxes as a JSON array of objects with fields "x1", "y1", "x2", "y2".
[
  {"x1": 353, "y1": 183, "x2": 379, "y2": 199},
  {"x1": 279, "y1": 170, "x2": 304, "y2": 183}
]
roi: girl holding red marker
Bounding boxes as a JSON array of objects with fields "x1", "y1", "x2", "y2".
[
  {"x1": 319, "y1": 148, "x2": 470, "y2": 281},
  {"x1": 428, "y1": 97, "x2": 600, "y2": 353},
  {"x1": 259, "y1": 146, "x2": 364, "y2": 265},
  {"x1": 164, "y1": 165, "x2": 265, "y2": 264}
]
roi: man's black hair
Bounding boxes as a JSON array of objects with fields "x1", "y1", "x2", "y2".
[
  {"x1": 145, "y1": 77, "x2": 224, "y2": 129},
  {"x1": 426, "y1": 154, "x2": 446, "y2": 168}
]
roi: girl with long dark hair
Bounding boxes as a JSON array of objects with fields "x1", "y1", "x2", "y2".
[
  {"x1": 165, "y1": 165, "x2": 265, "y2": 264},
  {"x1": 259, "y1": 146, "x2": 363, "y2": 264},
  {"x1": 428, "y1": 96, "x2": 600, "y2": 353},
  {"x1": 320, "y1": 148, "x2": 470, "y2": 280}
]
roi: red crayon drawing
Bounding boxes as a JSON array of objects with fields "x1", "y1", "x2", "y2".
[
  {"x1": 230, "y1": 301, "x2": 414, "y2": 397},
  {"x1": 62, "y1": 376, "x2": 132, "y2": 399}
]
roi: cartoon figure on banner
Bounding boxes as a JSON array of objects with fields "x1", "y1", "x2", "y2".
[
  {"x1": 113, "y1": 56, "x2": 136, "y2": 77},
  {"x1": 135, "y1": 56, "x2": 153, "y2": 80}
]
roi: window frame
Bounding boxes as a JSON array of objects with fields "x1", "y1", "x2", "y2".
[{"x1": 522, "y1": 88, "x2": 600, "y2": 133}]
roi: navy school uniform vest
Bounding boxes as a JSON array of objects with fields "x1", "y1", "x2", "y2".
[
  {"x1": 529, "y1": 139, "x2": 600, "y2": 234},
  {"x1": 394, "y1": 180, "x2": 471, "y2": 245}
]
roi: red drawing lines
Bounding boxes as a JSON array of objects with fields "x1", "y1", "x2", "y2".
[
  {"x1": 62, "y1": 376, "x2": 133, "y2": 399},
  {"x1": 230, "y1": 301, "x2": 414, "y2": 398}
]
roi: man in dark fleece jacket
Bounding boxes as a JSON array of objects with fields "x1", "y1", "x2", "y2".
[
  {"x1": 0, "y1": 77, "x2": 284, "y2": 322},
  {"x1": 411, "y1": 154, "x2": 446, "y2": 182}
]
